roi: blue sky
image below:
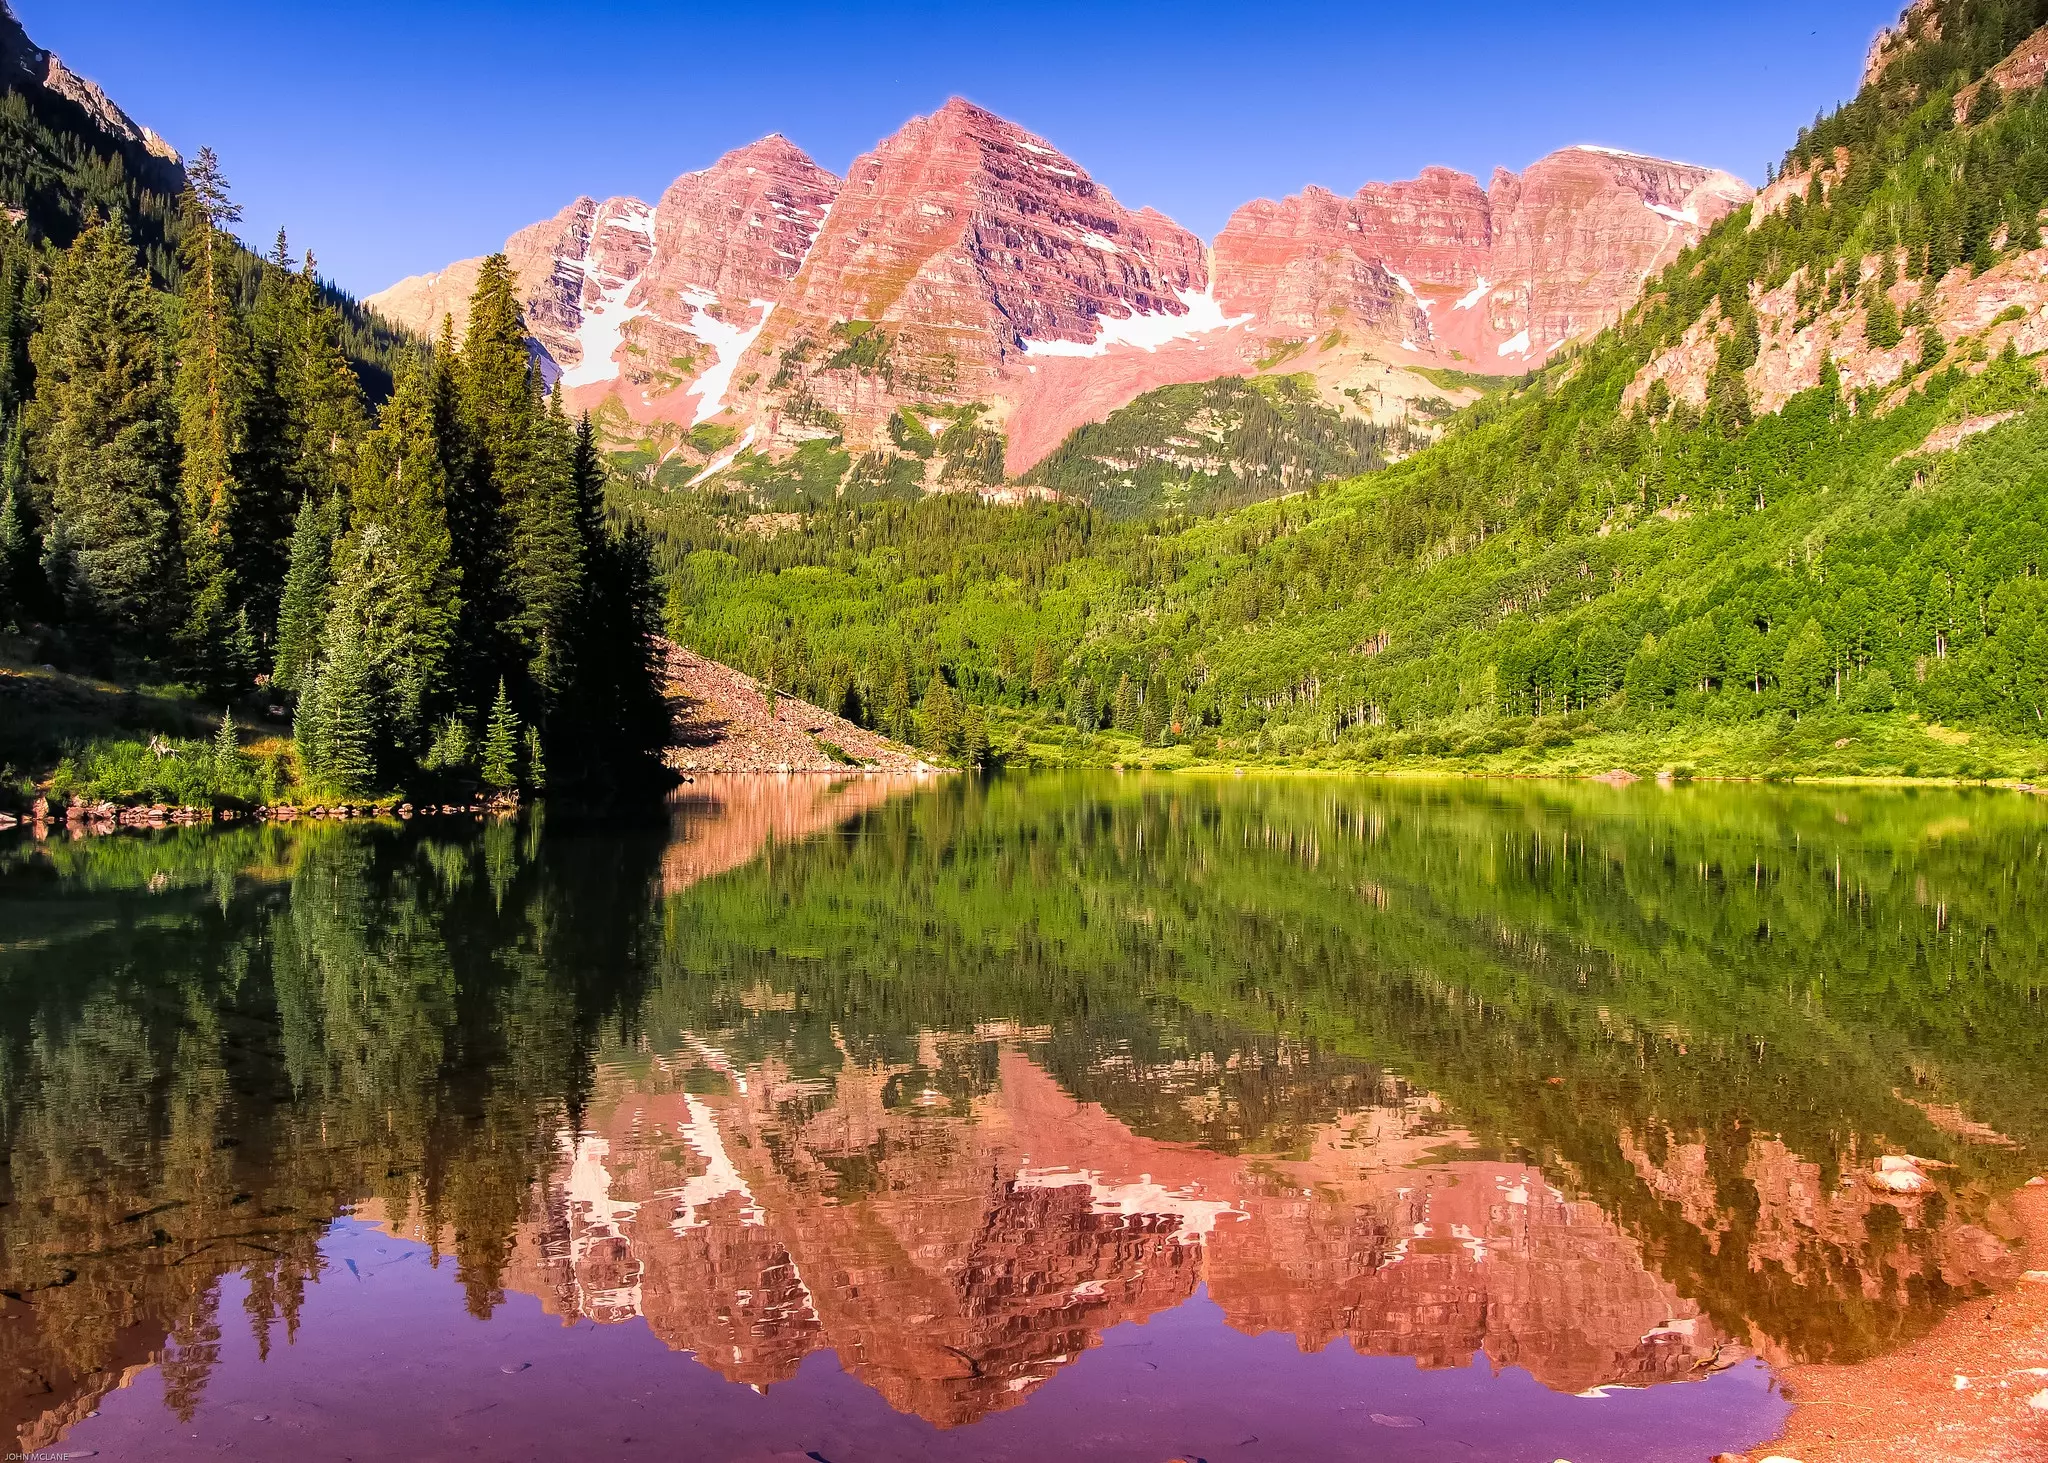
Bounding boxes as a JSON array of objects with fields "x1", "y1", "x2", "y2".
[{"x1": 23, "y1": 1, "x2": 1900, "y2": 298}]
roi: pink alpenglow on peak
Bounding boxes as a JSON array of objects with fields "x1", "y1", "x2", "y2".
[{"x1": 369, "y1": 109, "x2": 1751, "y2": 485}]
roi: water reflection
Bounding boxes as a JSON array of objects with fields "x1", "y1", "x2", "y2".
[{"x1": 2, "y1": 775, "x2": 2043, "y2": 1459}]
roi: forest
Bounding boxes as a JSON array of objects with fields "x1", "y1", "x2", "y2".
[
  {"x1": 647, "y1": 0, "x2": 2048, "y2": 779},
  {"x1": 0, "y1": 127, "x2": 669, "y2": 805},
  {"x1": 10, "y1": 0, "x2": 2048, "y2": 797}
]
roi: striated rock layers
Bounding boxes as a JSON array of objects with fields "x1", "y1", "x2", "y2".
[
  {"x1": 368, "y1": 136, "x2": 838, "y2": 429},
  {"x1": 1213, "y1": 148, "x2": 1751, "y2": 372},
  {"x1": 479, "y1": 1046, "x2": 1733, "y2": 1427},
  {"x1": 370, "y1": 104, "x2": 1750, "y2": 481}
]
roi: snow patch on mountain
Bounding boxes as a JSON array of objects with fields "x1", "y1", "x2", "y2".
[
  {"x1": 1020, "y1": 285, "x2": 1252, "y2": 358},
  {"x1": 683, "y1": 295, "x2": 777, "y2": 425}
]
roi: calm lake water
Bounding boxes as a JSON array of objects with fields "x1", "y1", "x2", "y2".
[{"x1": 3, "y1": 775, "x2": 2043, "y2": 1462}]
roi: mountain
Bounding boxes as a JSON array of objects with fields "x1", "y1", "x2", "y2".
[
  {"x1": 0, "y1": 0, "x2": 184, "y2": 271},
  {"x1": 0, "y1": 2, "x2": 415, "y2": 398},
  {"x1": 480, "y1": 1047, "x2": 1728, "y2": 1425},
  {"x1": 654, "y1": 0, "x2": 2048, "y2": 781},
  {"x1": 371, "y1": 101, "x2": 1747, "y2": 502},
  {"x1": 369, "y1": 135, "x2": 838, "y2": 435},
  {"x1": 1213, "y1": 147, "x2": 1752, "y2": 376}
]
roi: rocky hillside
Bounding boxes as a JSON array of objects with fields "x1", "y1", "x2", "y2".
[
  {"x1": 663, "y1": 639, "x2": 936, "y2": 774},
  {"x1": 371, "y1": 101, "x2": 1748, "y2": 505},
  {"x1": 0, "y1": 0, "x2": 185, "y2": 267}
]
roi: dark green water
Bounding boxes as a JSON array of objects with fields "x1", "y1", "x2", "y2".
[{"x1": 2, "y1": 775, "x2": 2042, "y2": 1462}]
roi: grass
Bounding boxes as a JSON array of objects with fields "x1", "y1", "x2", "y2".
[
  {"x1": 0, "y1": 640, "x2": 352, "y2": 812},
  {"x1": 980, "y1": 703, "x2": 2048, "y2": 784}
]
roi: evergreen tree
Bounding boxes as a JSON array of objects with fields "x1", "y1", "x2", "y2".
[
  {"x1": 961, "y1": 703, "x2": 989, "y2": 769},
  {"x1": 480, "y1": 678, "x2": 520, "y2": 788},
  {"x1": 243, "y1": 241, "x2": 363, "y2": 635},
  {"x1": 1029, "y1": 640, "x2": 1054, "y2": 699},
  {"x1": 0, "y1": 422, "x2": 41, "y2": 625},
  {"x1": 422, "y1": 712, "x2": 474, "y2": 773},
  {"x1": 1779, "y1": 619, "x2": 1831, "y2": 712},
  {"x1": 332, "y1": 362, "x2": 461, "y2": 748},
  {"x1": 312, "y1": 614, "x2": 379, "y2": 794},
  {"x1": 174, "y1": 148, "x2": 256, "y2": 687},
  {"x1": 25, "y1": 215, "x2": 181, "y2": 642},
  {"x1": 919, "y1": 671, "x2": 961, "y2": 757},
  {"x1": 1113, "y1": 672, "x2": 1140, "y2": 733},
  {"x1": 1864, "y1": 286, "x2": 1903, "y2": 349},
  {"x1": 523, "y1": 725, "x2": 546, "y2": 790},
  {"x1": 272, "y1": 492, "x2": 333, "y2": 693},
  {"x1": 554, "y1": 412, "x2": 667, "y2": 789},
  {"x1": 212, "y1": 709, "x2": 241, "y2": 785},
  {"x1": 1072, "y1": 676, "x2": 1099, "y2": 733}
]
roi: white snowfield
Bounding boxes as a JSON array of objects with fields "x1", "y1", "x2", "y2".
[
  {"x1": 683, "y1": 294, "x2": 777, "y2": 425},
  {"x1": 1021, "y1": 284, "x2": 1252, "y2": 358}
]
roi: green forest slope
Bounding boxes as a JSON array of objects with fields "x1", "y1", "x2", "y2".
[{"x1": 654, "y1": 0, "x2": 2048, "y2": 781}]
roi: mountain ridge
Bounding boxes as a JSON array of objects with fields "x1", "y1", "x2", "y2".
[{"x1": 366, "y1": 104, "x2": 1750, "y2": 498}]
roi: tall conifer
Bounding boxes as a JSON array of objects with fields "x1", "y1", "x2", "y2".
[
  {"x1": 174, "y1": 148, "x2": 256, "y2": 684},
  {"x1": 26, "y1": 216, "x2": 181, "y2": 643},
  {"x1": 272, "y1": 492, "x2": 333, "y2": 693},
  {"x1": 480, "y1": 678, "x2": 520, "y2": 788}
]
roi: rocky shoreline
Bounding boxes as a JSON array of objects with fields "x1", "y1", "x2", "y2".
[{"x1": 0, "y1": 792, "x2": 524, "y2": 838}]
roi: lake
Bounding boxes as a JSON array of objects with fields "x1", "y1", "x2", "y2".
[{"x1": 3, "y1": 774, "x2": 2042, "y2": 1462}]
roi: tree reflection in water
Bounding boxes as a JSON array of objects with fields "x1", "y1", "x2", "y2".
[{"x1": 1, "y1": 775, "x2": 2041, "y2": 1453}]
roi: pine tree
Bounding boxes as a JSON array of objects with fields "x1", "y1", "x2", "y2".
[
  {"x1": 272, "y1": 493, "x2": 333, "y2": 693},
  {"x1": 334, "y1": 361, "x2": 461, "y2": 747},
  {"x1": 212, "y1": 709, "x2": 241, "y2": 786},
  {"x1": 523, "y1": 725, "x2": 546, "y2": 790},
  {"x1": 961, "y1": 703, "x2": 989, "y2": 769},
  {"x1": 1141, "y1": 682, "x2": 1167, "y2": 745},
  {"x1": 243, "y1": 239, "x2": 364, "y2": 637},
  {"x1": 553, "y1": 413, "x2": 667, "y2": 788},
  {"x1": 1864, "y1": 286, "x2": 1902, "y2": 349},
  {"x1": 313, "y1": 614, "x2": 379, "y2": 794},
  {"x1": 1779, "y1": 619, "x2": 1831, "y2": 712},
  {"x1": 26, "y1": 216, "x2": 181, "y2": 642},
  {"x1": 1029, "y1": 641, "x2": 1054, "y2": 699},
  {"x1": 480, "y1": 678, "x2": 520, "y2": 788},
  {"x1": 919, "y1": 671, "x2": 961, "y2": 757},
  {"x1": 0, "y1": 422, "x2": 41, "y2": 626},
  {"x1": 1113, "y1": 672, "x2": 1140, "y2": 732},
  {"x1": 174, "y1": 148, "x2": 256, "y2": 687},
  {"x1": 456, "y1": 256, "x2": 554, "y2": 697},
  {"x1": 1072, "y1": 676, "x2": 1099, "y2": 733}
]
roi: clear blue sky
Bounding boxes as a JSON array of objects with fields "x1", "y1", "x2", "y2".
[{"x1": 22, "y1": 1, "x2": 1901, "y2": 299}]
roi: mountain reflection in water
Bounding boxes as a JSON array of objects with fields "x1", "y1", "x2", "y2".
[{"x1": 2, "y1": 774, "x2": 2042, "y2": 1461}]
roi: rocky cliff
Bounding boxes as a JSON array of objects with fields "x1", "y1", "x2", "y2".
[
  {"x1": 0, "y1": 0, "x2": 184, "y2": 198},
  {"x1": 367, "y1": 136, "x2": 838, "y2": 424},
  {"x1": 371, "y1": 106, "x2": 1748, "y2": 488},
  {"x1": 1214, "y1": 147, "x2": 1751, "y2": 372}
]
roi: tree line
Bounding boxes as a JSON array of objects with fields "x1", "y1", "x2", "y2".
[{"x1": 0, "y1": 155, "x2": 669, "y2": 799}]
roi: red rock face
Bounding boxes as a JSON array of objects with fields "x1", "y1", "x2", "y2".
[
  {"x1": 365, "y1": 137, "x2": 839, "y2": 427},
  {"x1": 1214, "y1": 146, "x2": 1752, "y2": 373},
  {"x1": 729, "y1": 97, "x2": 1218, "y2": 458},
  {"x1": 370, "y1": 114, "x2": 1750, "y2": 481},
  {"x1": 488, "y1": 1045, "x2": 1728, "y2": 1426}
]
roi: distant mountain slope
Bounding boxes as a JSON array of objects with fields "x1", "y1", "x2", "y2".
[
  {"x1": 1020, "y1": 374, "x2": 1426, "y2": 520},
  {"x1": 649, "y1": 0, "x2": 2048, "y2": 778},
  {"x1": 0, "y1": 2, "x2": 418, "y2": 398},
  {"x1": 375, "y1": 101, "x2": 1746, "y2": 507},
  {"x1": 0, "y1": 0, "x2": 184, "y2": 273}
]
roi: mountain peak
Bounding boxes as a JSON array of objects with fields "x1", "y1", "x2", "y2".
[{"x1": 0, "y1": 0, "x2": 183, "y2": 185}]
